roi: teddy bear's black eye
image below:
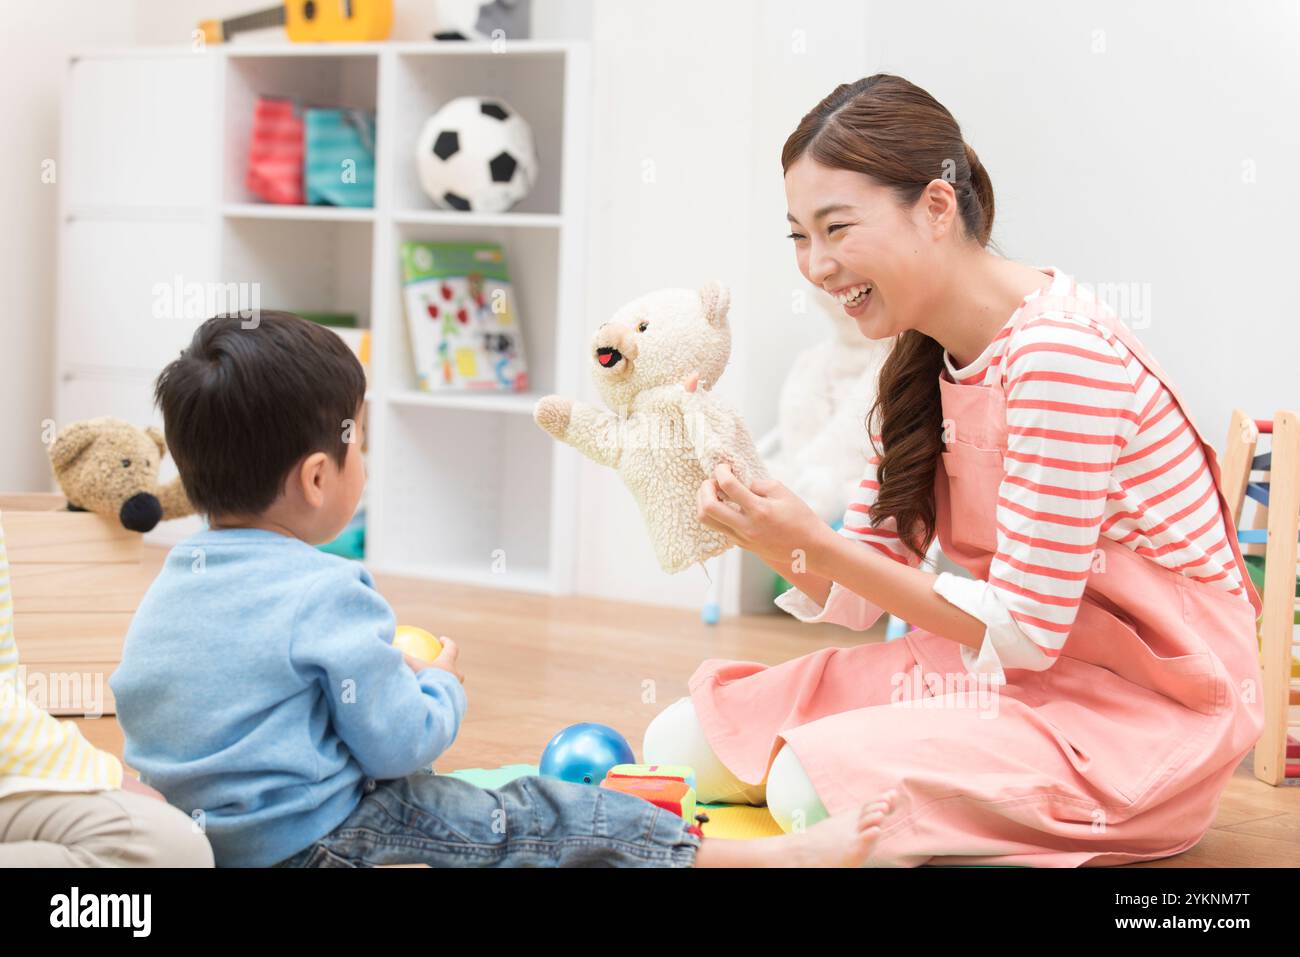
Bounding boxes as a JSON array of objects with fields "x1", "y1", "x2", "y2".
[
  {"x1": 121, "y1": 459, "x2": 131, "y2": 468},
  {"x1": 637, "y1": 321, "x2": 649, "y2": 332}
]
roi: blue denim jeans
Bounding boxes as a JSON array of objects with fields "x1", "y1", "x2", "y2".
[{"x1": 271, "y1": 768, "x2": 701, "y2": 867}]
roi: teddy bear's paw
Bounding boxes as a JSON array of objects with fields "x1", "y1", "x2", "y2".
[{"x1": 533, "y1": 395, "x2": 573, "y2": 438}]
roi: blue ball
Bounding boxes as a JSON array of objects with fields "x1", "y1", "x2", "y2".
[{"x1": 539, "y1": 722, "x2": 635, "y2": 786}]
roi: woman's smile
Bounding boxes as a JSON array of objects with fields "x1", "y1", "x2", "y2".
[{"x1": 842, "y1": 285, "x2": 872, "y2": 316}]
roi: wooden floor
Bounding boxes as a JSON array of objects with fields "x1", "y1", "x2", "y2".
[{"x1": 73, "y1": 548, "x2": 1300, "y2": 867}]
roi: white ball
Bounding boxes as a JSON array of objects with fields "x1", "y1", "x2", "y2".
[{"x1": 414, "y1": 96, "x2": 538, "y2": 213}]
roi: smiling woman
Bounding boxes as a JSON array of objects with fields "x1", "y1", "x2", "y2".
[{"x1": 642, "y1": 73, "x2": 1266, "y2": 868}]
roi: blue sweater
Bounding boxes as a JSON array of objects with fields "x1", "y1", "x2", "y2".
[{"x1": 109, "y1": 527, "x2": 468, "y2": 867}]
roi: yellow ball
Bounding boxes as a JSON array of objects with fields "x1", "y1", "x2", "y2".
[{"x1": 393, "y1": 625, "x2": 444, "y2": 662}]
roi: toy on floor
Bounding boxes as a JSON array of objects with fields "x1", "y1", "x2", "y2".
[
  {"x1": 600, "y1": 764, "x2": 699, "y2": 821},
  {"x1": 48, "y1": 418, "x2": 194, "y2": 534},
  {"x1": 444, "y1": 763, "x2": 782, "y2": 838},
  {"x1": 605, "y1": 763, "x2": 697, "y2": 789},
  {"x1": 538, "y1": 723, "x2": 635, "y2": 786},
  {"x1": 415, "y1": 97, "x2": 538, "y2": 213},
  {"x1": 601, "y1": 775, "x2": 698, "y2": 822},
  {"x1": 533, "y1": 281, "x2": 769, "y2": 574},
  {"x1": 392, "y1": 626, "x2": 444, "y2": 662}
]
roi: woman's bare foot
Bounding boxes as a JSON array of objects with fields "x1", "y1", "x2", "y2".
[{"x1": 694, "y1": 789, "x2": 899, "y2": 868}]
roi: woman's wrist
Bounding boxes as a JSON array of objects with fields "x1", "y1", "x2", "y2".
[
  {"x1": 803, "y1": 521, "x2": 846, "y2": 578},
  {"x1": 762, "y1": 555, "x2": 795, "y2": 579}
]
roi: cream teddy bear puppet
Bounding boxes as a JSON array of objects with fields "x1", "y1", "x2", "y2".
[{"x1": 533, "y1": 281, "x2": 768, "y2": 574}]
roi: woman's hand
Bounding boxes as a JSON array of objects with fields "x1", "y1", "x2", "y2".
[{"x1": 696, "y1": 462, "x2": 834, "y2": 571}]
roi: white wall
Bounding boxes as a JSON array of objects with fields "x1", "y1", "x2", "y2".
[
  {"x1": 855, "y1": 0, "x2": 1300, "y2": 448},
  {"x1": 0, "y1": 2, "x2": 136, "y2": 492}
]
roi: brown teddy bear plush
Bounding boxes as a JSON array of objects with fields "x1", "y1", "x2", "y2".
[{"x1": 48, "y1": 417, "x2": 194, "y2": 533}]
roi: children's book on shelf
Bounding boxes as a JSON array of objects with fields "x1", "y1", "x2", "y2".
[{"x1": 399, "y1": 241, "x2": 529, "y2": 392}]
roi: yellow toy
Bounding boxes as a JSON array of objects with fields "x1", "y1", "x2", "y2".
[
  {"x1": 392, "y1": 625, "x2": 444, "y2": 662},
  {"x1": 198, "y1": 0, "x2": 393, "y2": 45}
]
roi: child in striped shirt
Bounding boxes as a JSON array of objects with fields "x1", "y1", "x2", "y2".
[{"x1": 0, "y1": 520, "x2": 213, "y2": 866}]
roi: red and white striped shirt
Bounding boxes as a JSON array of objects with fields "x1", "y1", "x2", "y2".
[{"x1": 778, "y1": 267, "x2": 1246, "y2": 675}]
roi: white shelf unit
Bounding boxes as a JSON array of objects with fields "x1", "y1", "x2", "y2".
[{"x1": 55, "y1": 41, "x2": 590, "y2": 595}]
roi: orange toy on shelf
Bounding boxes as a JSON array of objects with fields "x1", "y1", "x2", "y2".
[{"x1": 198, "y1": 0, "x2": 393, "y2": 45}]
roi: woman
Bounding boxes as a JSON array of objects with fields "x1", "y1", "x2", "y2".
[{"x1": 642, "y1": 74, "x2": 1264, "y2": 867}]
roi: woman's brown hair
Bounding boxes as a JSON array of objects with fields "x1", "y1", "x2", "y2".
[{"x1": 781, "y1": 74, "x2": 997, "y2": 559}]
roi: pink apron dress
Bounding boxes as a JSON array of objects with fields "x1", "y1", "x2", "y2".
[{"x1": 688, "y1": 292, "x2": 1265, "y2": 866}]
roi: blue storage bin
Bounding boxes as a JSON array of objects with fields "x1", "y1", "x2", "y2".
[{"x1": 304, "y1": 108, "x2": 376, "y2": 208}]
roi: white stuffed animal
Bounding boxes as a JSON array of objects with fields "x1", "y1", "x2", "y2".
[
  {"x1": 533, "y1": 281, "x2": 768, "y2": 574},
  {"x1": 766, "y1": 288, "x2": 894, "y2": 524},
  {"x1": 431, "y1": 0, "x2": 531, "y2": 40}
]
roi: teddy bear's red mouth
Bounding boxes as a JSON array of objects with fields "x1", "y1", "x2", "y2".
[{"x1": 596, "y1": 347, "x2": 624, "y2": 368}]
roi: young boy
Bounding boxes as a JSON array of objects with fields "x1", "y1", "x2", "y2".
[{"x1": 110, "y1": 311, "x2": 894, "y2": 868}]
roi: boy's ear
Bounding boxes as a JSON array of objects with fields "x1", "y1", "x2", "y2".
[{"x1": 297, "y1": 452, "x2": 330, "y2": 509}]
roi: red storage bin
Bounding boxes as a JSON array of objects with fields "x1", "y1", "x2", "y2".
[{"x1": 246, "y1": 96, "x2": 304, "y2": 205}]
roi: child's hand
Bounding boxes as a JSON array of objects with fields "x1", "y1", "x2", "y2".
[{"x1": 403, "y1": 636, "x2": 463, "y2": 684}]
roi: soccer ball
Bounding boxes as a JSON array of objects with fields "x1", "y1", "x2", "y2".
[{"x1": 414, "y1": 97, "x2": 538, "y2": 213}]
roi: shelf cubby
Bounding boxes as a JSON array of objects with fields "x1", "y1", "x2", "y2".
[
  {"x1": 390, "y1": 48, "x2": 567, "y2": 215},
  {"x1": 221, "y1": 51, "x2": 379, "y2": 207},
  {"x1": 220, "y1": 216, "x2": 374, "y2": 329},
  {"x1": 387, "y1": 218, "x2": 559, "y2": 395},
  {"x1": 376, "y1": 404, "x2": 555, "y2": 592}
]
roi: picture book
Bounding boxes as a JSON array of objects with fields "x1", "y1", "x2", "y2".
[{"x1": 399, "y1": 240, "x2": 529, "y2": 392}]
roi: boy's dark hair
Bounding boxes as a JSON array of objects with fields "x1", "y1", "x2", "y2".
[{"x1": 155, "y1": 311, "x2": 366, "y2": 517}]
